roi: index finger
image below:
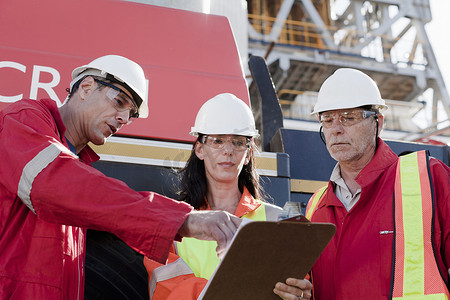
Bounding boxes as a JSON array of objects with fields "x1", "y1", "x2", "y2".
[
  {"x1": 285, "y1": 278, "x2": 312, "y2": 289},
  {"x1": 215, "y1": 221, "x2": 238, "y2": 252},
  {"x1": 230, "y1": 215, "x2": 243, "y2": 228},
  {"x1": 215, "y1": 215, "x2": 243, "y2": 257}
]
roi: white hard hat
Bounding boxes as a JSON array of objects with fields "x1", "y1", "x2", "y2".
[
  {"x1": 190, "y1": 93, "x2": 258, "y2": 137},
  {"x1": 312, "y1": 68, "x2": 387, "y2": 114},
  {"x1": 70, "y1": 55, "x2": 149, "y2": 118}
]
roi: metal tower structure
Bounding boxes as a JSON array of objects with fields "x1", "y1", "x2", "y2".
[{"x1": 246, "y1": 0, "x2": 450, "y2": 143}]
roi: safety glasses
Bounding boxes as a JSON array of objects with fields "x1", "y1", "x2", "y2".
[
  {"x1": 94, "y1": 79, "x2": 139, "y2": 122},
  {"x1": 320, "y1": 110, "x2": 377, "y2": 128},
  {"x1": 201, "y1": 135, "x2": 251, "y2": 151}
]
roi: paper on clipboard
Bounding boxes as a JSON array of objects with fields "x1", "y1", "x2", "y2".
[{"x1": 198, "y1": 219, "x2": 336, "y2": 300}]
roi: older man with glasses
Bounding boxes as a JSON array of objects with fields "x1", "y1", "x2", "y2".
[{"x1": 274, "y1": 68, "x2": 450, "y2": 299}]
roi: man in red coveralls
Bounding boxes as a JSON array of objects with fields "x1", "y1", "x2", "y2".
[
  {"x1": 0, "y1": 55, "x2": 241, "y2": 300},
  {"x1": 276, "y1": 68, "x2": 450, "y2": 299}
]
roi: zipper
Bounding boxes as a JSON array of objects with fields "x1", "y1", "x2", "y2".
[{"x1": 77, "y1": 228, "x2": 81, "y2": 300}]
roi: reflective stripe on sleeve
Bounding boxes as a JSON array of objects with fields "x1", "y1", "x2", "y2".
[
  {"x1": 149, "y1": 257, "x2": 194, "y2": 300},
  {"x1": 17, "y1": 142, "x2": 74, "y2": 214}
]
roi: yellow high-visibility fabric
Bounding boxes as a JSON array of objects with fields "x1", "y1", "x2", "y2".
[
  {"x1": 305, "y1": 151, "x2": 448, "y2": 299},
  {"x1": 305, "y1": 186, "x2": 327, "y2": 220},
  {"x1": 176, "y1": 202, "x2": 267, "y2": 279},
  {"x1": 393, "y1": 151, "x2": 449, "y2": 299}
]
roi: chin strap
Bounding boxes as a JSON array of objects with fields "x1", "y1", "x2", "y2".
[
  {"x1": 375, "y1": 115, "x2": 379, "y2": 149},
  {"x1": 319, "y1": 125, "x2": 326, "y2": 145}
]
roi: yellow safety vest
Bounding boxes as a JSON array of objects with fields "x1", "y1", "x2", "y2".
[
  {"x1": 305, "y1": 185, "x2": 327, "y2": 220},
  {"x1": 176, "y1": 202, "x2": 268, "y2": 279},
  {"x1": 392, "y1": 151, "x2": 449, "y2": 299},
  {"x1": 305, "y1": 151, "x2": 449, "y2": 299}
]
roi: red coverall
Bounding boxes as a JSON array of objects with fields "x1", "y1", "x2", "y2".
[
  {"x1": 0, "y1": 99, "x2": 193, "y2": 299},
  {"x1": 309, "y1": 139, "x2": 450, "y2": 299}
]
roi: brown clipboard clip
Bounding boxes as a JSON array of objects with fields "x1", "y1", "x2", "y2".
[{"x1": 281, "y1": 214, "x2": 310, "y2": 223}]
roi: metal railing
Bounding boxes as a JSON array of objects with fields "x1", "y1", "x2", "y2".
[{"x1": 248, "y1": 13, "x2": 427, "y2": 67}]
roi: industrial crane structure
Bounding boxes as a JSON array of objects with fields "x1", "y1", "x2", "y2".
[{"x1": 245, "y1": 0, "x2": 450, "y2": 144}]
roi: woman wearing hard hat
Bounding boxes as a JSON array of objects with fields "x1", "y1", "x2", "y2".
[{"x1": 144, "y1": 93, "x2": 312, "y2": 300}]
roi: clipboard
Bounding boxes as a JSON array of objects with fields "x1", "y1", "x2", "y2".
[{"x1": 199, "y1": 219, "x2": 336, "y2": 300}]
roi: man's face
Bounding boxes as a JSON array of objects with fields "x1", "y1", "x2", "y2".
[
  {"x1": 321, "y1": 108, "x2": 381, "y2": 165},
  {"x1": 79, "y1": 77, "x2": 134, "y2": 146}
]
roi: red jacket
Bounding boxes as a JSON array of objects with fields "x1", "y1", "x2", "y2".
[
  {"x1": 309, "y1": 139, "x2": 450, "y2": 299},
  {"x1": 0, "y1": 99, "x2": 193, "y2": 300}
]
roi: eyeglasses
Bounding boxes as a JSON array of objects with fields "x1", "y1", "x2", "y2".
[
  {"x1": 94, "y1": 79, "x2": 139, "y2": 122},
  {"x1": 201, "y1": 135, "x2": 251, "y2": 151},
  {"x1": 320, "y1": 110, "x2": 377, "y2": 128}
]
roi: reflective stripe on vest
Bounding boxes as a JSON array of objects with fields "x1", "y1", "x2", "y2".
[
  {"x1": 391, "y1": 151, "x2": 449, "y2": 299},
  {"x1": 305, "y1": 186, "x2": 327, "y2": 220},
  {"x1": 176, "y1": 202, "x2": 268, "y2": 279}
]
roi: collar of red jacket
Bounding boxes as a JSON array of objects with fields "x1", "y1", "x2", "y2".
[
  {"x1": 319, "y1": 138, "x2": 398, "y2": 210},
  {"x1": 42, "y1": 98, "x2": 100, "y2": 164}
]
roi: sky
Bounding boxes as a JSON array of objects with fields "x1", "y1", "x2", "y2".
[
  {"x1": 427, "y1": 0, "x2": 450, "y2": 86},
  {"x1": 423, "y1": 0, "x2": 450, "y2": 126}
]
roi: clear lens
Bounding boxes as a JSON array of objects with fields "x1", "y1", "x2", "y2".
[
  {"x1": 320, "y1": 110, "x2": 376, "y2": 128},
  {"x1": 95, "y1": 79, "x2": 139, "y2": 121},
  {"x1": 202, "y1": 135, "x2": 251, "y2": 151}
]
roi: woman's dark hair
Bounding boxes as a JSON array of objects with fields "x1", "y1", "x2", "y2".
[{"x1": 178, "y1": 135, "x2": 262, "y2": 209}]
